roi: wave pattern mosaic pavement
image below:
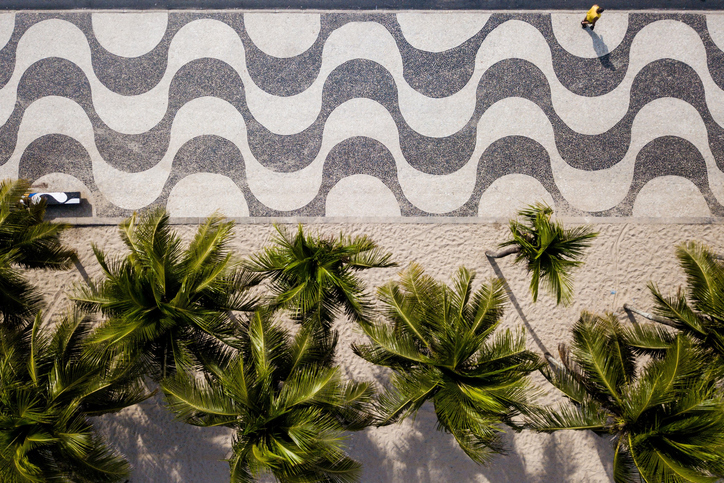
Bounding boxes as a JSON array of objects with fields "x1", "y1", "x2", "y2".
[{"x1": 1, "y1": 11, "x2": 724, "y2": 218}]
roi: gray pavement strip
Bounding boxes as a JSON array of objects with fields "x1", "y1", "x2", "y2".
[{"x1": 0, "y1": 0, "x2": 722, "y2": 10}]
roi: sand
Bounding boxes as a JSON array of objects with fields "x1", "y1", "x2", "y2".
[{"x1": 25, "y1": 221, "x2": 724, "y2": 482}]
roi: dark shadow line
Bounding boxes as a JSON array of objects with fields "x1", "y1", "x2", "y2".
[
  {"x1": 486, "y1": 256, "x2": 549, "y2": 355},
  {"x1": 584, "y1": 28, "x2": 616, "y2": 70},
  {"x1": 73, "y1": 256, "x2": 91, "y2": 285},
  {"x1": 623, "y1": 306, "x2": 639, "y2": 325}
]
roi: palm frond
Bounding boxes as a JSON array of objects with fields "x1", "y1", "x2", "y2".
[
  {"x1": 540, "y1": 350, "x2": 588, "y2": 404},
  {"x1": 278, "y1": 365, "x2": 339, "y2": 409},
  {"x1": 0, "y1": 179, "x2": 75, "y2": 270},
  {"x1": 247, "y1": 309, "x2": 288, "y2": 386},
  {"x1": 621, "y1": 335, "x2": 701, "y2": 422},
  {"x1": 631, "y1": 434, "x2": 719, "y2": 483},
  {"x1": 540, "y1": 309, "x2": 724, "y2": 483},
  {"x1": 162, "y1": 308, "x2": 368, "y2": 482},
  {"x1": 569, "y1": 312, "x2": 629, "y2": 407},
  {"x1": 469, "y1": 277, "x2": 506, "y2": 335},
  {"x1": 360, "y1": 263, "x2": 539, "y2": 465},
  {"x1": 376, "y1": 264, "x2": 438, "y2": 350},
  {"x1": 526, "y1": 400, "x2": 609, "y2": 433},
  {"x1": 0, "y1": 306, "x2": 139, "y2": 482},
  {"x1": 183, "y1": 215, "x2": 234, "y2": 274},
  {"x1": 676, "y1": 241, "x2": 724, "y2": 320},
  {"x1": 498, "y1": 203, "x2": 597, "y2": 305},
  {"x1": 446, "y1": 425, "x2": 503, "y2": 466},
  {"x1": 612, "y1": 437, "x2": 639, "y2": 483},
  {"x1": 375, "y1": 368, "x2": 441, "y2": 426},
  {"x1": 68, "y1": 436, "x2": 131, "y2": 483},
  {"x1": 162, "y1": 370, "x2": 240, "y2": 425},
  {"x1": 346, "y1": 243, "x2": 396, "y2": 270},
  {"x1": 246, "y1": 224, "x2": 393, "y2": 334},
  {"x1": 333, "y1": 380, "x2": 376, "y2": 430},
  {"x1": 649, "y1": 283, "x2": 707, "y2": 337},
  {"x1": 288, "y1": 324, "x2": 336, "y2": 373},
  {"x1": 74, "y1": 210, "x2": 257, "y2": 383},
  {"x1": 434, "y1": 380, "x2": 506, "y2": 433},
  {"x1": 353, "y1": 323, "x2": 432, "y2": 368},
  {"x1": 0, "y1": 179, "x2": 75, "y2": 327},
  {"x1": 0, "y1": 251, "x2": 43, "y2": 327},
  {"x1": 621, "y1": 322, "x2": 677, "y2": 357},
  {"x1": 469, "y1": 328, "x2": 541, "y2": 381}
]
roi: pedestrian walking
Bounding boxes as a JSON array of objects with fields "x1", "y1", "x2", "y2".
[{"x1": 581, "y1": 5, "x2": 604, "y2": 30}]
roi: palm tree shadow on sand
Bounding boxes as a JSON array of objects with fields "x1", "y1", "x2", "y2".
[
  {"x1": 92, "y1": 361, "x2": 615, "y2": 483},
  {"x1": 348, "y1": 402, "x2": 614, "y2": 482},
  {"x1": 94, "y1": 393, "x2": 233, "y2": 483},
  {"x1": 487, "y1": 257, "x2": 549, "y2": 356}
]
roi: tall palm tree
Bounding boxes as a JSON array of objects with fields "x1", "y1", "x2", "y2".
[
  {"x1": 485, "y1": 203, "x2": 597, "y2": 305},
  {"x1": 0, "y1": 179, "x2": 75, "y2": 327},
  {"x1": 531, "y1": 311, "x2": 724, "y2": 483},
  {"x1": 353, "y1": 264, "x2": 541, "y2": 464},
  {"x1": 161, "y1": 309, "x2": 374, "y2": 483},
  {"x1": 73, "y1": 209, "x2": 260, "y2": 382},
  {"x1": 625, "y1": 241, "x2": 724, "y2": 364},
  {"x1": 246, "y1": 225, "x2": 396, "y2": 332},
  {"x1": 0, "y1": 310, "x2": 149, "y2": 483}
]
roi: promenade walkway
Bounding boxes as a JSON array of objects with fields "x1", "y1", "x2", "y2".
[{"x1": 1, "y1": 10, "x2": 723, "y2": 219}]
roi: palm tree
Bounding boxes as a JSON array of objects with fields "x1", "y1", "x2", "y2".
[
  {"x1": 624, "y1": 241, "x2": 724, "y2": 363},
  {"x1": 531, "y1": 311, "x2": 724, "y2": 483},
  {"x1": 73, "y1": 208, "x2": 260, "y2": 382},
  {"x1": 353, "y1": 264, "x2": 541, "y2": 464},
  {"x1": 0, "y1": 179, "x2": 75, "y2": 327},
  {"x1": 245, "y1": 224, "x2": 396, "y2": 332},
  {"x1": 0, "y1": 310, "x2": 149, "y2": 483},
  {"x1": 485, "y1": 203, "x2": 597, "y2": 305},
  {"x1": 161, "y1": 309, "x2": 374, "y2": 483}
]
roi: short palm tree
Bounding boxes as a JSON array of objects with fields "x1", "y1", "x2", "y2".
[
  {"x1": 0, "y1": 310, "x2": 149, "y2": 483},
  {"x1": 0, "y1": 178, "x2": 75, "y2": 327},
  {"x1": 246, "y1": 225, "x2": 396, "y2": 332},
  {"x1": 532, "y1": 311, "x2": 724, "y2": 483},
  {"x1": 73, "y1": 209, "x2": 260, "y2": 382},
  {"x1": 625, "y1": 241, "x2": 724, "y2": 363},
  {"x1": 162, "y1": 309, "x2": 374, "y2": 483},
  {"x1": 353, "y1": 264, "x2": 541, "y2": 464},
  {"x1": 485, "y1": 203, "x2": 597, "y2": 305}
]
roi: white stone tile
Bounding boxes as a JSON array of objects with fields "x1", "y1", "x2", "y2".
[
  {"x1": 167, "y1": 173, "x2": 248, "y2": 218},
  {"x1": 92, "y1": 12, "x2": 167, "y2": 58},
  {"x1": 633, "y1": 176, "x2": 711, "y2": 218},
  {"x1": 396, "y1": 13, "x2": 489, "y2": 52},
  {"x1": 244, "y1": 13, "x2": 320, "y2": 58},
  {"x1": 551, "y1": 13, "x2": 628, "y2": 58},
  {"x1": 325, "y1": 175, "x2": 401, "y2": 217}
]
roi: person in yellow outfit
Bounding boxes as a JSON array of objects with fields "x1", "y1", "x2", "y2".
[{"x1": 581, "y1": 5, "x2": 605, "y2": 30}]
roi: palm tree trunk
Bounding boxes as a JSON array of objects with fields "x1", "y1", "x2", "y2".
[
  {"x1": 543, "y1": 352, "x2": 565, "y2": 371},
  {"x1": 623, "y1": 304, "x2": 678, "y2": 328},
  {"x1": 485, "y1": 246, "x2": 521, "y2": 258}
]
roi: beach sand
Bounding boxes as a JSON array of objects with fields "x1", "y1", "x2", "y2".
[{"x1": 27, "y1": 221, "x2": 724, "y2": 482}]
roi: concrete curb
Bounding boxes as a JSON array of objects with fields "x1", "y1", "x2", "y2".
[
  {"x1": 2, "y1": 7, "x2": 723, "y2": 11},
  {"x1": 53, "y1": 216, "x2": 724, "y2": 226}
]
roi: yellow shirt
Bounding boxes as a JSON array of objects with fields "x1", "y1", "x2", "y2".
[{"x1": 586, "y1": 5, "x2": 602, "y2": 23}]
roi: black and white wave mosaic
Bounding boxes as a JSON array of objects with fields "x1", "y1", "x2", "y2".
[{"x1": 2, "y1": 11, "x2": 724, "y2": 218}]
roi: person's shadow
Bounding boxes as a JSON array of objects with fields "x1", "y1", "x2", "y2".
[{"x1": 585, "y1": 28, "x2": 615, "y2": 70}]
